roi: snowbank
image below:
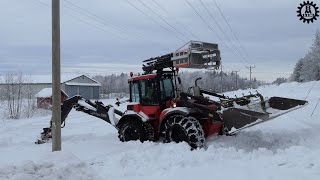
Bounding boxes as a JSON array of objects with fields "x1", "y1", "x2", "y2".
[{"x1": 0, "y1": 81, "x2": 320, "y2": 180}]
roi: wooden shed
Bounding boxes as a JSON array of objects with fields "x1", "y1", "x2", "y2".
[{"x1": 35, "y1": 88, "x2": 69, "y2": 109}]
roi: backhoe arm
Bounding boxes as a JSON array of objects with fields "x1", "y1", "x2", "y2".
[{"x1": 35, "y1": 96, "x2": 123, "y2": 144}]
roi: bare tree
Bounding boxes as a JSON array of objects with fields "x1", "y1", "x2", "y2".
[
  {"x1": 24, "y1": 74, "x2": 36, "y2": 118},
  {"x1": 3, "y1": 73, "x2": 24, "y2": 119}
]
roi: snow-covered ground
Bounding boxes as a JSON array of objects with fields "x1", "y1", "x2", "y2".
[{"x1": 1, "y1": 81, "x2": 320, "y2": 180}]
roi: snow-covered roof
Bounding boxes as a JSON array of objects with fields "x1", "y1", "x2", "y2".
[
  {"x1": 64, "y1": 75, "x2": 101, "y2": 84},
  {"x1": 35, "y1": 88, "x2": 68, "y2": 98},
  {"x1": 63, "y1": 75, "x2": 101, "y2": 86},
  {"x1": 64, "y1": 82, "x2": 101, "y2": 86}
]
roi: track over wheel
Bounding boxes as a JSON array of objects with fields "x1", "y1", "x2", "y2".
[
  {"x1": 163, "y1": 115, "x2": 205, "y2": 149},
  {"x1": 118, "y1": 120, "x2": 154, "y2": 142},
  {"x1": 218, "y1": 124, "x2": 229, "y2": 135},
  {"x1": 142, "y1": 122, "x2": 155, "y2": 141}
]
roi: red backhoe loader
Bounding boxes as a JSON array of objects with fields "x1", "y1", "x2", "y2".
[{"x1": 36, "y1": 41, "x2": 308, "y2": 149}]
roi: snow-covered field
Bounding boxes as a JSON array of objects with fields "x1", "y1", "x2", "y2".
[{"x1": 1, "y1": 82, "x2": 320, "y2": 180}]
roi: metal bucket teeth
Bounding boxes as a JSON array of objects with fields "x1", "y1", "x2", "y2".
[{"x1": 35, "y1": 128, "x2": 52, "y2": 144}]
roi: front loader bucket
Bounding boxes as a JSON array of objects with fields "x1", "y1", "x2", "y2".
[{"x1": 222, "y1": 97, "x2": 308, "y2": 135}]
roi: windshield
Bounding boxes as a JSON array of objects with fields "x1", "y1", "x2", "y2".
[
  {"x1": 140, "y1": 79, "x2": 158, "y2": 105},
  {"x1": 129, "y1": 77, "x2": 175, "y2": 106}
]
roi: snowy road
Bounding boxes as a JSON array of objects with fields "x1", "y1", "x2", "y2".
[{"x1": 0, "y1": 82, "x2": 320, "y2": 180}]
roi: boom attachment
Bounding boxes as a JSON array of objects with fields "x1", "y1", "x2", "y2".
[
  {"x1": 172, "y1": 41, "x2": 221, "y2": 69},
  {"x1": 142, "y1": 41, "x2": 221, "y2": 74},
  {"x1": 222, "y1": 96, "x2": 308, "y2": 135},
  {"x1": 35, "y1": 96, "x2": 123, "y2": 144}
]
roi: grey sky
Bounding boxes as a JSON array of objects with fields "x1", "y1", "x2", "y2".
[{"x1": 0, "y1": 0, "x2": 319, "y2": 81}]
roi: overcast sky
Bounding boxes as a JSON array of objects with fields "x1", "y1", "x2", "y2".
[{"x1": 0, "y1": 0, "x2": 319, "y2": 81}]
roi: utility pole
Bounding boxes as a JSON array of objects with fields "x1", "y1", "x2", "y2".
[
  {"x1": 220, "y1": 62, "x2": 223, "y2": 93},
  {"x1": 246, "y1": 65, "x2": 255, "y2": 89},
  {"x1": 232, "y1": 70, "x2": 240, "y2": 90},
  {"x1": 52, "y1": 0, "x2": 61, "y2": 151}
]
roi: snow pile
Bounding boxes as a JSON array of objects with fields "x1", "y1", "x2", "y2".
[
  {"x1": 0, "y1": 152, "x2": 101, "y2": 180},
  {"x1": 0, "y1": 81, "x2": 320, "y2": 180}
]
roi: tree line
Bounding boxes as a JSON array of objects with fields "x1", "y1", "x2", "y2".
[
  {"x1": 92, "y1": 70, "x2": 265, "y2": 95},
  {"x1": 291, "y1": 30, "x2": 320, "y2": 82}
]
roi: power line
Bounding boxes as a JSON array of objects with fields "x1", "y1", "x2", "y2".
[
  {"x1": 126, "y1": 0, "x2": 186, "y2": 43},
  {"x1": 32, "y1": 0, "x2": 128, "y2": 39},
  {"x1": 32, "y1": 0, "x2": 47, "y2": 6},
  {"x1": 63, "y1": 0, "x2": 174, "y2": 52},
  {"x1": 63, "y1": 0, "x2": 143, "y2": 40},
  {"x1": 185, "y1": 0, "x2": 250, "y2": 67},
  {"x1": 209, "y1": 0, "x2": 253, "y2": 63},
  {"x1": 311, "y1": 97, "x2": 320, "y2": 117},
  {"x1": 63, "y1": 0, "x2": 177, "y2": 51},
  {"x1": 37, "y1": 0, "x2": 158, "y2": 41},
  {"x1": 64, "y1": 11, "x2": 126, "y2": 39},
  {"x1": 136, "y1": 0, "x2": 188, "y2": 42},
  {"x1": 199, "y1": 0, "x2": 249, "y2": 64},
  {"x1": 32, "y1": 0, "x2": 173, "y2": 53},
  {"x1": 304, "y1": 78, "x2": 319, "y2": 100},
  {"x1": 151, "y1": 0, "x2": 199, "y2": 40},
  {"x1": 63, "y1": 6, "x2": 130, "y2": 39},
  {"x1": 184, "y1": 0, "x2": 226, "y2": 47},
  {"x1": 199, "y1": 0, "x2": 230, "y2": 42}
]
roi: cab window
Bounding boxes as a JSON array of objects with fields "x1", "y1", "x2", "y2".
[
  {"x1": 140, "y1": 79, "x2": 158, "y2": 105},
  {"x1": 130, "y1": 82, "x2": 139, "y2": 103},
  {"x1": 160, "y1": 78, "x2": 174, "y2": 100}
]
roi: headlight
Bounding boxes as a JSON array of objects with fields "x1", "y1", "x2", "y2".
[{"x1": 172, "y1": 102, "x2": 177, "y2": 108}]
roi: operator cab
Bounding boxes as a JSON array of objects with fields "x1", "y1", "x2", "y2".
[{"x1": 128, "y1": 73, "x2": 175, "y2": 113}]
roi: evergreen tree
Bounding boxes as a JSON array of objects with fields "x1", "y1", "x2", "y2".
[
  {"x1": 291, "y1": 30, "x2": 320, "y2": 82},
  {"x1": 291, "y1": 58, "x2": 304, "y2": 82}
]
